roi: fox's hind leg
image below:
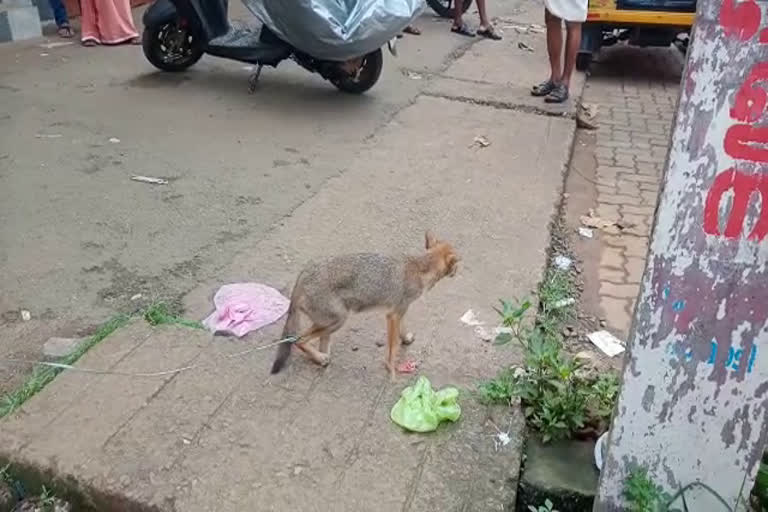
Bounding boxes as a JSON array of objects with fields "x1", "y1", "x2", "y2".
[
  {"x1": 318, "y1": 334, "x2": 331, "y2": 355},
  {"x1": 296, "y1": 312, "x2": 346, "y2": 367}
]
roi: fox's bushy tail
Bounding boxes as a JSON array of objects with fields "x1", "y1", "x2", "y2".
[{"x1": 270, "y1": 296, "x2": 300, "y2": 374}]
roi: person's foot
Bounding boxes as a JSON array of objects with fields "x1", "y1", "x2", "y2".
[
  {"x1": 477, "y1": 25, "x2": 501, "y2": 40},
  {"x1": 531, "y1": 79, "x2": 556, "y2": 97},
  {"x1": 129, "y1": 37, "x2": 141, "y2": 45},
  {"x1": 57, "y1": 24, "x2": 74, "y2": 38},
  {"x1": 403, "y1": 25, "x2": 421, "y2": 35},
  {"x1": 451, "y1": 22, "x2": 475, "y2": 37},
  {"x1": 545, "y1": 83, "x2": 569, "y2": 103},
  {"x1": 82, "y1": 39, "x2": 98, "y2": 47}
]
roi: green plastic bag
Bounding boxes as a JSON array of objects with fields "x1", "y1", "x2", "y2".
[{"x1": 390, "y1": 376, "x2": 461, "y2": 432}]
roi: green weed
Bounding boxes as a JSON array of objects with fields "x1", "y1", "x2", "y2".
[
  {"x1": 529, "y1": 499, "x2": 558, "y2": 512},
  {"x1": 590, "y1": 373, "x2": 620, "y2": 424},
  {"x1": 625, "y1": 468, "x2": 673, "y2": 512},
  {"x1": 481, "y1": 262, "x2": 620, "y2": 442},
  {"x1": 143, "y1": 302, "x2": 203, "y2": 330}
]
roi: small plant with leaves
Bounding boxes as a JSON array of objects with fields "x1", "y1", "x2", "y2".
[
  {"x1": 529, "y1": 499, "x2": 558, "y2": 512},
  {"x1": 492, "y1": 298, "x2": 532, "y2": 346},
  {"x1": 625, "y1": 468, "x2": 674, "y2": 512},
  {"x1": 588, "y1": 373, "x2": 620, "y2": 426},
  {"x1": 481, "y1": 305, "x2": 590, "y2": 442}
]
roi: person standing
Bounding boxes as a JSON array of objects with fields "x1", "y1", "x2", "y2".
[
  {"x1": 80, "y1": 0, "x2": 140, "y2": 46},
  {"x1": 530, "y1": 0, "x2": 587, "y2": 103},
  {"x1": 451, "y1": 0, "x2": 501, "y2": 40},
  {"x1": 47, "y1": 0, "x2": 73, "y2": 38}
]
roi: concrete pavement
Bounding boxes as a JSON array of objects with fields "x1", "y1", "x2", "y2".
[
  {"x1": 0, "y1": 1, "x2": 585, "y2": 509},
  {"x1": 0, "y1": 0, "x2": 580, "y2": 396}
]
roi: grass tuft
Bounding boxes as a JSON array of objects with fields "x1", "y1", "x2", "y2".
[{"x1": 143, "y1": 302, "x2": 204, "y2": 330}]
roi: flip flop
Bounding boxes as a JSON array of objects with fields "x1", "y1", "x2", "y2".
[
  {"x1": 82, "y1": 39, "x2": 99, "y2": 47},
  {"x1": 545, "y1": 83, "x2": 570, "y2": 103},
  {"x1": 451, "y1": 23, "x2": 475, "y2": 37},
  {"x1": 531, "y1": 79, "x2": 556, "y2": 97},
  {"x1": 477, "y1": 26, "x2": 502, "y2": 40}
]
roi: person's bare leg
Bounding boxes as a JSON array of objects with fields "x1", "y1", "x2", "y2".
[
  {"x1": 561, "y1": 21, "x2": 582, "y2": 89},
  {"x1": 453, "y1": 0, "x2": 463, "y2": 28},
  {"x1": 545, "y1": 9, "x2": 563, "y2": 84},
  {"x1": 477, "y1": 0, "x2": 490, "y2": 29}
]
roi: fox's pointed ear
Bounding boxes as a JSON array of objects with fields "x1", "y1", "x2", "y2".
[{"x1": 425, "y1": 231, "x2": 438, "y2": 249}]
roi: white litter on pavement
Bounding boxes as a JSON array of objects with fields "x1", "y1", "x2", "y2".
[
  {"x1": 594, "y1": 431, "x2": 608, "y2": 471},
  {"x1": 109, "y1": 137, "x2": 121, "y2": 143},
  {"x1": 474, "y1": 325, "x2": 512, "y2": 342},
  {"x1": 554, "y1": 255, "x2": 572, "y2": 270},
  {"x1": 131, "y1": 175, "x2": 168, "y2": 185},
  {"x1": 460, "y1": 309, "x2": 483, "y2": 326},
  {"x1": 552, "y1": 298, "x2": 576, "y2": 309},
  {"x1": 578, "y1": 227, "x2": 594, "y2": 239},
  {"x1": 21, "y1": 310, "x2": 31, "y2": 321},
  {"x1": 40, "y1": 41, "x2": 74, "y2": 49},
  {"x1": 587, "y1": 330, "x2": 625, "y2": 357}
]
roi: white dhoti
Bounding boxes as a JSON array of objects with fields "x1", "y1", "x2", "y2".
[{"x1": 544, "y1": 0, "x2": 588, "y2": 22}]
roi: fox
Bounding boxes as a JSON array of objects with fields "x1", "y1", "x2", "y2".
[{"x1": 270, "y1": 232, "x2": 459, "y2": 378}]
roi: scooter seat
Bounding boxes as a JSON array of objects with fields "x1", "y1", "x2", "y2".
[
  {"x1": 208, "y1": 20, "x2": 261, "y2": 48},
  {"x1": 206, "y1": 20, "x2": 292, "y2": 65}
]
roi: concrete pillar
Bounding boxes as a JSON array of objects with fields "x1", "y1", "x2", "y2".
[
  {"x1": 594, "y1": 0, "x2": 768, "y2": 510},
  {"x1": 0, "y1": 0, "x2": 42, "y2": 42}
]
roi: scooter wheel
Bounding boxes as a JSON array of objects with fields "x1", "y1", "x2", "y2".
[
  {"x1": 332, "y1": 49, "x2": 383, "y2": 95},
  {"x1": 426, "y1": 0, "x2": 473, "y2": 18},
  {"x1": 142, "y1": 21, "x2": 203, "y2": 72}
]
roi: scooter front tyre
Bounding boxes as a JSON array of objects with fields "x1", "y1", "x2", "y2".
[
  {"x1": 142, "y1": 23, "x2": 203, "y2": 72},
  {"x1": 332, "y1": 49, "x2": 383, "y2": 94},
  {"x1": 426, "y1": 0, "x2": 472, "y2": 18}
]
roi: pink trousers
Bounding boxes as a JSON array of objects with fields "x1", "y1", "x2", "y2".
[{"x1": 80, "y1": 0, "x2": 138, "y2": 44}]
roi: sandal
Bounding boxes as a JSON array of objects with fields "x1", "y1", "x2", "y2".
[
  {"x1": 403, "y1": 25, "x2": 421, "y2": 35},
  {"x1": 57, "y1": 24, "x2": 74, "y2": 38},
  {"x1": 82, "y1": 39, "x2": 99, "y2": 47},
  {"x1": 531, "y1": 79, "x2": 556, "y2": 97},
  {"x1": 545, "y1": 83, "x2": 569, "y2": 103},
  {"x1": 451, "y1": 22, "x2": 475, "y2": 37},
  {"x1": 477, "y1": 26, "x2": 501, "y2": 40}
]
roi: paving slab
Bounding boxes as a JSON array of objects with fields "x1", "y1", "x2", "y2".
[
  {"x1": 426, "y1": 31, "x2": 587, "y2": 117},
  {"x1": 0, "y1": 89, "x2": 574, "y2": 510}
]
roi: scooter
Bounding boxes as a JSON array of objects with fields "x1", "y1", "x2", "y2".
[{"x1": 141, "y1": 0, "x2": 396, "y2": 94}]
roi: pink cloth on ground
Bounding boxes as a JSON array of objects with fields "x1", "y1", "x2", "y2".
[
  {"x1": 80, "y1": 0, "x2": 138, "y2": 44},
  {"x1": 202, "y1": 283, "x2": 291, "y2": 338}
]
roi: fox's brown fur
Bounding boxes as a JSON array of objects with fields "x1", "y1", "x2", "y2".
[{"x1": 270, "y1": 232, "x2": 459, "y2": 377}]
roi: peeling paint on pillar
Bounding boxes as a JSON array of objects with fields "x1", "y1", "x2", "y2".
[{"x1": 594, "y1": 1, "x2": 768, "y2": 510}]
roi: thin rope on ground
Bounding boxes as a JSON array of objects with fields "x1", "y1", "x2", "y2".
[
  {"x1": 0, "y1": 335, "x2": 300, "y2": 378},
  {"x1": 571, "y1": 164, "x2": 601, "y2": 186}
]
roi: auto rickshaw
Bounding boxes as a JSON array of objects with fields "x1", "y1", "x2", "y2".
[{"x1": 577, "y1": 0, "x2": 696, "y2": 71}]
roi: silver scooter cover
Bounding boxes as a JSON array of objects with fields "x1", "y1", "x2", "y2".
[{"x1": 243, "y1": 0, "x2": 423, "y2": 61}]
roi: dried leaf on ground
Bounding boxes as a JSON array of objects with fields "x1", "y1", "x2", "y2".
[{"x1": 580, "y1": 208, "x2": 633, "y2": 234}]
